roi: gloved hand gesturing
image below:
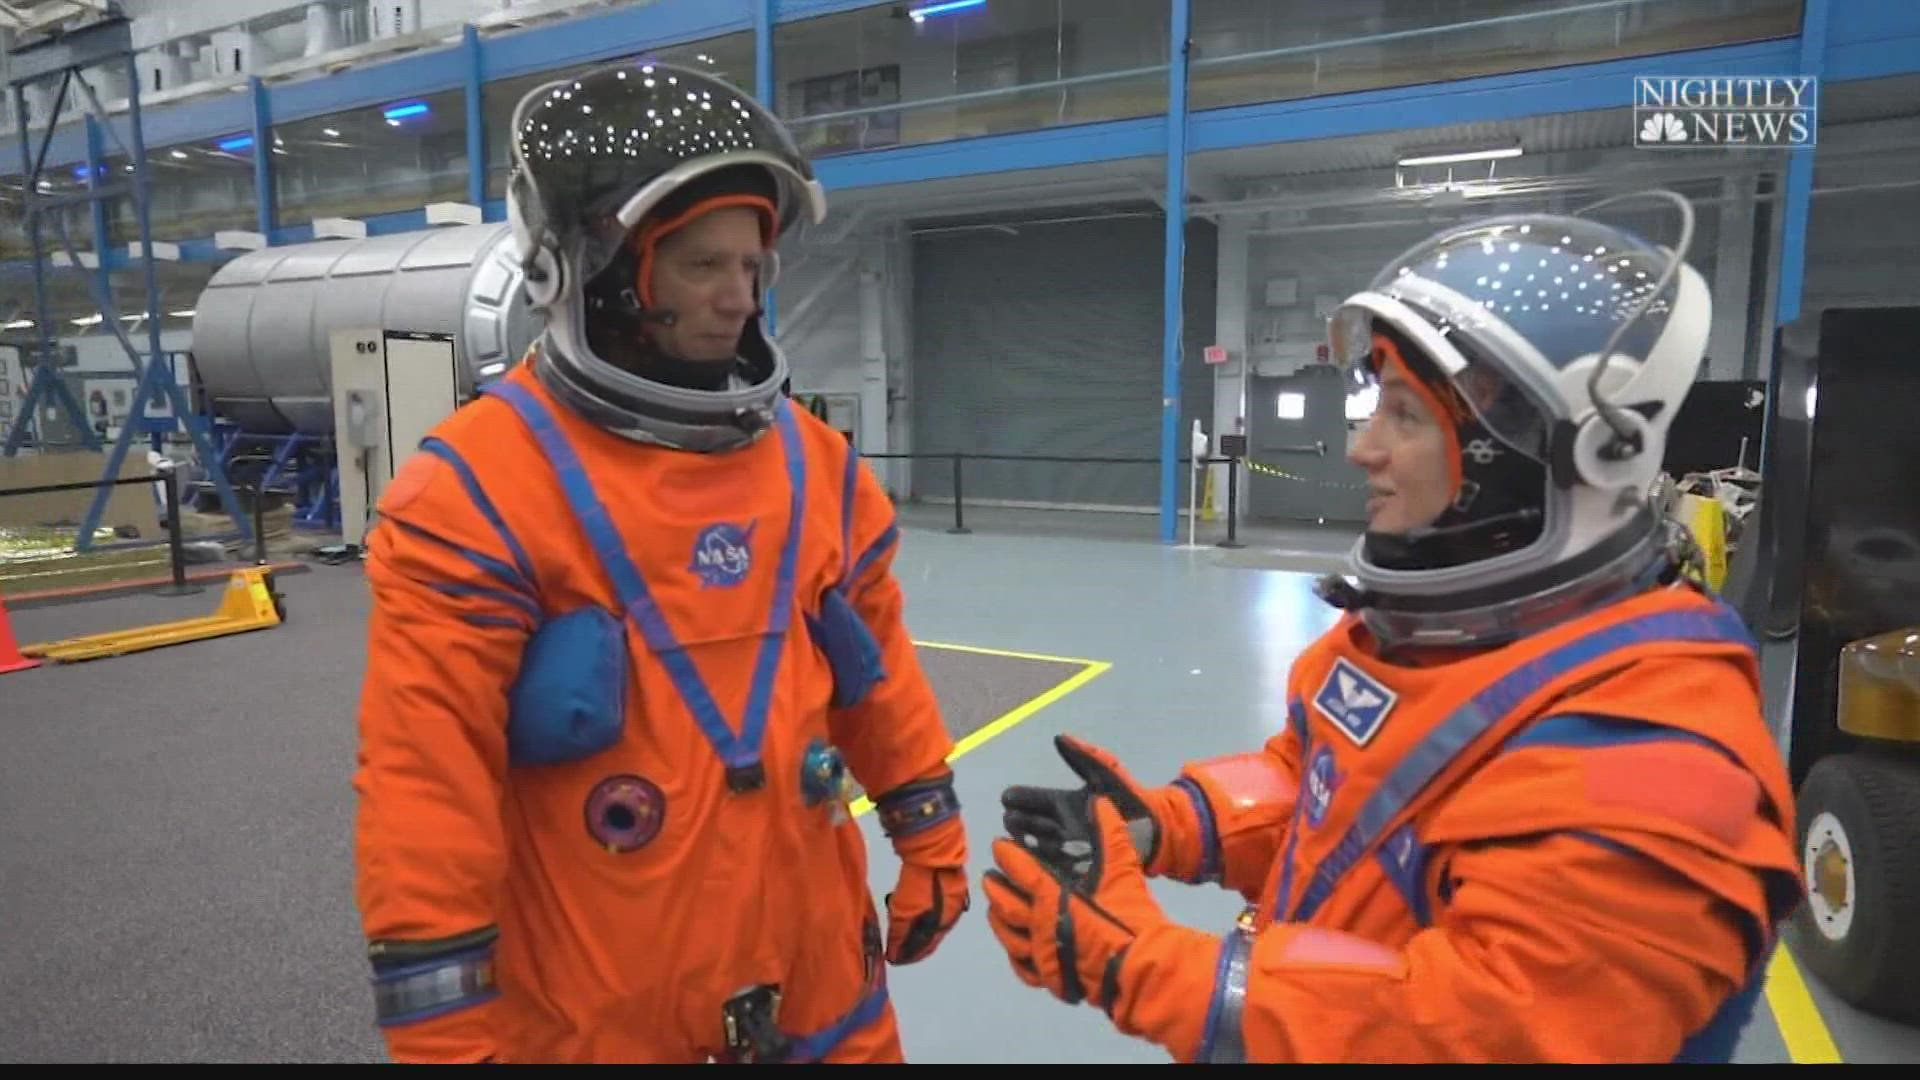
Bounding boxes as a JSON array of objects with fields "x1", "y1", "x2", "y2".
[
  {"x1": 983, "y1": 796, "x2": 1172, "y2": 1014},
  {"x1": 1000, "y1": 734, "x2": 1189, "y2": 880}
]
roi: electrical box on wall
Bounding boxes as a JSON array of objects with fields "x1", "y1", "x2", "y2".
[
  {"x1": 794, "y1": 390, "x2": 860, "y2": 445},
  {"x1": 329, "y1": 328, "x2": 460, "y2": 547}
]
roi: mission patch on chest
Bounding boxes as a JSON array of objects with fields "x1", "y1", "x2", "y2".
[{"x1": 1313, "y1": 656, "x2": 1399, "y2": 747}]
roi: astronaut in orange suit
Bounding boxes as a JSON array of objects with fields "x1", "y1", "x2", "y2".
[
  {"x1": 985, "y1": 192, "x2": 1804, "y2": 1063},
  {"x1": 350, "y1": 62, "x2": 968, "y2": 1064}
]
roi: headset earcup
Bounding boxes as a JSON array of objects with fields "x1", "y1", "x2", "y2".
[{"x1": 524, "y1": 245, "x2": 564, "y2": 309}]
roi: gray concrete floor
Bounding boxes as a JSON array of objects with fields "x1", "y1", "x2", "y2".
[{"x1": 3, "y1": 515, "x2": 1917, "y2": 1063}]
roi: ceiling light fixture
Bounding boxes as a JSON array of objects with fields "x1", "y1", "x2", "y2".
[{"x1": 1396, "y1": 141, "x2": 1523, "y2": 167}]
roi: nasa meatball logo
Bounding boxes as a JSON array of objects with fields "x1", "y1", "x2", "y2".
[
  {"x1": 690, "y1": 521, "x2": 756, "y2": 588},
  {"x1": 1304, "y1": 746, "x2": 1342, "y2": 829}
]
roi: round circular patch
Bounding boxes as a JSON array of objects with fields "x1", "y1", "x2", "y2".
[
  {"x1": 1303, "y1": 745, "x2": 1342, "y2": 830},
  {"x1": 584, "y1": 774, "x2": 667, "y2": 854}
]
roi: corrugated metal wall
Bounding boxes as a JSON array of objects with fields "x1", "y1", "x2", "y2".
[{"x1": 909, "y1": 212, "x2": 1217, "y2": 510}]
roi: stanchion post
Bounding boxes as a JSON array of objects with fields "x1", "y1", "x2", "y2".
[
  {"x1": 155, "y1": 465, "x2": 204, "y2": 596},
  {"x1": 251, "y1": 483, "x2": 267, "y2": 566},
  {"x1": 1217, "y1": 456, "x2": 1245, "y2": 550},
  {"x1": 948, "y1": 451, "x2": 971, "y2": 535}
]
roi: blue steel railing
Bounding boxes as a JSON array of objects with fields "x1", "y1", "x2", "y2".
[{"x1": 0, "y1": 0, "x2": 1805, "y2": 275}]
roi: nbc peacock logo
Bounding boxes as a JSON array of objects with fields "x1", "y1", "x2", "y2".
[{"x1": 1634, "y1": 76, "x2": 1816, "y2": 149}]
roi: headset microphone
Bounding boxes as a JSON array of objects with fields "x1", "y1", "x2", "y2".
[{"x1": 1399, "y1": 507, "x2": 1544, "y2": 545}]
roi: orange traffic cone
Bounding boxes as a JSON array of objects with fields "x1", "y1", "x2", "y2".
[{"x1": 1, "y1": 593, "x2": 41, "y2": 674}]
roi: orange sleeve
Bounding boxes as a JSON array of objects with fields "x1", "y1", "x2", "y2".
[
  {"x1": 352, "y1": 445, "x2": 539, "y2": 1062},
  {"x1": 1160, "y1": 728, "x2": 1301, "y2": 900},
  {"x1": 824, "y1": 457, "x2": 954, "y2": 798},
  {"x1": 1114, "y1": 829, "x2": 1763, "y2": 1063}
]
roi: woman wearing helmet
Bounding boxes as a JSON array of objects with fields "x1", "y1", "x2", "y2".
[
  {"x1": 352, "y1": 62, "x2": 968, "y2": 1063},
  {"x1": 984, "y1": 194, "x2": 1801, "y2": 1063}
]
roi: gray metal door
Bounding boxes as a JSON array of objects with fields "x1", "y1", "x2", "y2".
[
  {"x1": 1245, "y1": 363, "x2": 1368, "y2": 524},
  {"x1": 911, "y1": 213, "x2": 1216, "y2": 510}
]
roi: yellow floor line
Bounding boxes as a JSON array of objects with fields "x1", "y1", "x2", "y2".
[
  {"x1": 850, "y1": 657, "x2": 1113, "y2": 818},
  {"x1": 912, "y1": 638, "x2": 1109, "y2": 669},
  {"x1": 1765, "y1": 943, "x2": 1845, "y2": 1063}
]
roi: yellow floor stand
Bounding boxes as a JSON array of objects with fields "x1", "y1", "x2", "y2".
[
  {"x1": 1672, "y1": 491, "x2": 1730, "y2": 591},
  {"x1": 21, "y1": 566, "x2": 286, "y2": 664}
]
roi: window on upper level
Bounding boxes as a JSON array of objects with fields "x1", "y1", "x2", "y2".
[
  {"x1": 1188, "y1": 0, "x2": 1804, "y2": 114},
  {"x1": 272, "y1": 88, "x2": 469, "y2": 227},
  {"x1": 773, "y1": 0, "x2": 1171, "y2": 158}
]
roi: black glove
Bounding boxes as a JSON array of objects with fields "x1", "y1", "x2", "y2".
[{"x1": 1000, "y1": 734, "x2": 1166, "y2": 878}]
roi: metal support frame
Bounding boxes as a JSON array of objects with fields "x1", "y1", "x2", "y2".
[
  {"x1": 756, "y1": 0, "x2": 778, "y2": 336},
  {"x1": 1761, "y1": 0, "x2": 1831, "y2": 471},
  {"x1": 464, "y1": 24, "x2": 485, "y2": 209},
  {"x1": 250, "y1": 75, "x2": 272, "y2": 238},
  {"x1": 2, "y1": 12, "x2": 251, "y2": 551},
  {"x1": 1158, "y1": 0, "x2": 1192, "y2": 544},
  {"x1": 1772, "y1": 0, "x2": 1830, "y2": 330},
  {"x1": 210, "y1": 423, "x2": 340, "y2": 532}
]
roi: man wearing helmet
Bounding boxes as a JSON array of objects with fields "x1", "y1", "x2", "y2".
[
  {"x1": 350, "y1": 63, "x2": 968, "y2": 1063},
  {"x1": 983, "y1": 194, "x2": 1801, "y2": 1063}
]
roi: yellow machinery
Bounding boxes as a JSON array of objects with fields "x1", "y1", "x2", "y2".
[
  {"x1": 1736, "y1": 305, "x2": 1920, "y2": 1027},
  {"x1": 21, "y1": 565, "x2": 285, "y2": 663},
  {"x1": 1792, "y1": 626, "x2": 1920, "y2": 1023}
]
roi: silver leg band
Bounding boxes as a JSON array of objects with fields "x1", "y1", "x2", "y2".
[
  {"x1": 1200, "y1": 928, "x2": 1252, "y2": 1063},
  {"x1": 372, "y1": 946, "x2": 500, "y2": 1027}
]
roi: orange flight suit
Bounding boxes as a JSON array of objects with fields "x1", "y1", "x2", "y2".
[
  {"x1": 351, "y1": 359, "x2": 960, "y2": 1063},
  {"x1": 1110, "y1": 582, "x2": 1803, "y2": 1063}
]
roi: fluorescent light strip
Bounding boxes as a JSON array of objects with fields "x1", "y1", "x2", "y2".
[
  {"x1": 1396, "y1": 145, "x2": 1523, "y2": 167},
  {"x1": 909, "y1": 0, "x2": 986, "y2": 22},
  {"x1": 383, "y1": 102, "x2": 430, "y2": 121}
]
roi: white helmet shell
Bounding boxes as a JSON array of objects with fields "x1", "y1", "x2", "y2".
[{"x1": 1325, "y1": 191, "x2": 1711, "y2": 632}]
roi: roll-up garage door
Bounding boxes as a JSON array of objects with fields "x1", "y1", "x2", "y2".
[{"x1": 910, "y1": 213, "x2": 1216, "y2": 510}]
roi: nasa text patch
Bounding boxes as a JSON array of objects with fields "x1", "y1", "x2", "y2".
[
  {"x1": 1312, "y1": 657, "x2": 1398, "y2": 747},
  {"x1": 690, "y1": 521, "x2": 756, "y2": 588}
]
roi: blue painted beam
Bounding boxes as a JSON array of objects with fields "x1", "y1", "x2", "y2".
[
  {"x1": 465, "y1": 25, "x2": 485, "y2": 208},
  {"x1": 33, "y1": 86, "x2": 254, "y2": 174},
  {"x1": 756, "y1": 0, "x2": 775, "y2": 104},
  {"x1": 756, "y1": 0, "x2": 777, "y2": 335},
  {"x1": 773, "y1": 0, "x2": 886, "y2": 21},
  {"x1": 83, "y1": 114, "x2": 111, "y2": 306},
  {"x1": 1823, "y1": 0, "x2": 1920, "y2": 82},
  {"x1": 250, "y1": 76, "x2": 272, "y2": 238},
  {"x1": 1824, "y1": 0, "x2": 1920, "y2": 47},
  {"x1": 812, "y1": 114, "x2": 1163, "y2": 191},
  {"x1": 1827, "y1": 33, "x2": 1920, "y2": 81},
  {"x1": 1161, "y1": 0, "x2": 1191, "y2": 545},
  {"x1": 480, "y1": 0, "x2": 752, "y2": 83},
  {"x1": 272, "y1": 45, "x2": 465, "y2": 126},
  {"x1": 1774, "y1": 0, "x2": 1832, "y2": 330}
]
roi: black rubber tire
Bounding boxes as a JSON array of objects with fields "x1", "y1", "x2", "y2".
[{"x1": 1787, "y1": 749, "x2": 1920, "y2": 1025}]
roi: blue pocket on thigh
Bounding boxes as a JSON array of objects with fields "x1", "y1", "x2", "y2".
[
  {"x1": 507, "y1": 606, "x2": 629, "y2": 766},
  {"x1": 805, "y1": 587, "x2": 886, "y2": 709}
]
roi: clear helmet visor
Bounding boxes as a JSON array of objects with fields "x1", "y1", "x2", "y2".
[
  {"x1": 1329, "y1": 212, "x2": 1685, "y2": 462},
  {"x1": 1330, "y1": 306, "x2": 1553, "y2": 464}
]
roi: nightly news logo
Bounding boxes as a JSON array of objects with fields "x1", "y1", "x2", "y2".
[{"x1": 1634, "y1": 76, "x2": 1817, "y2": 149}]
